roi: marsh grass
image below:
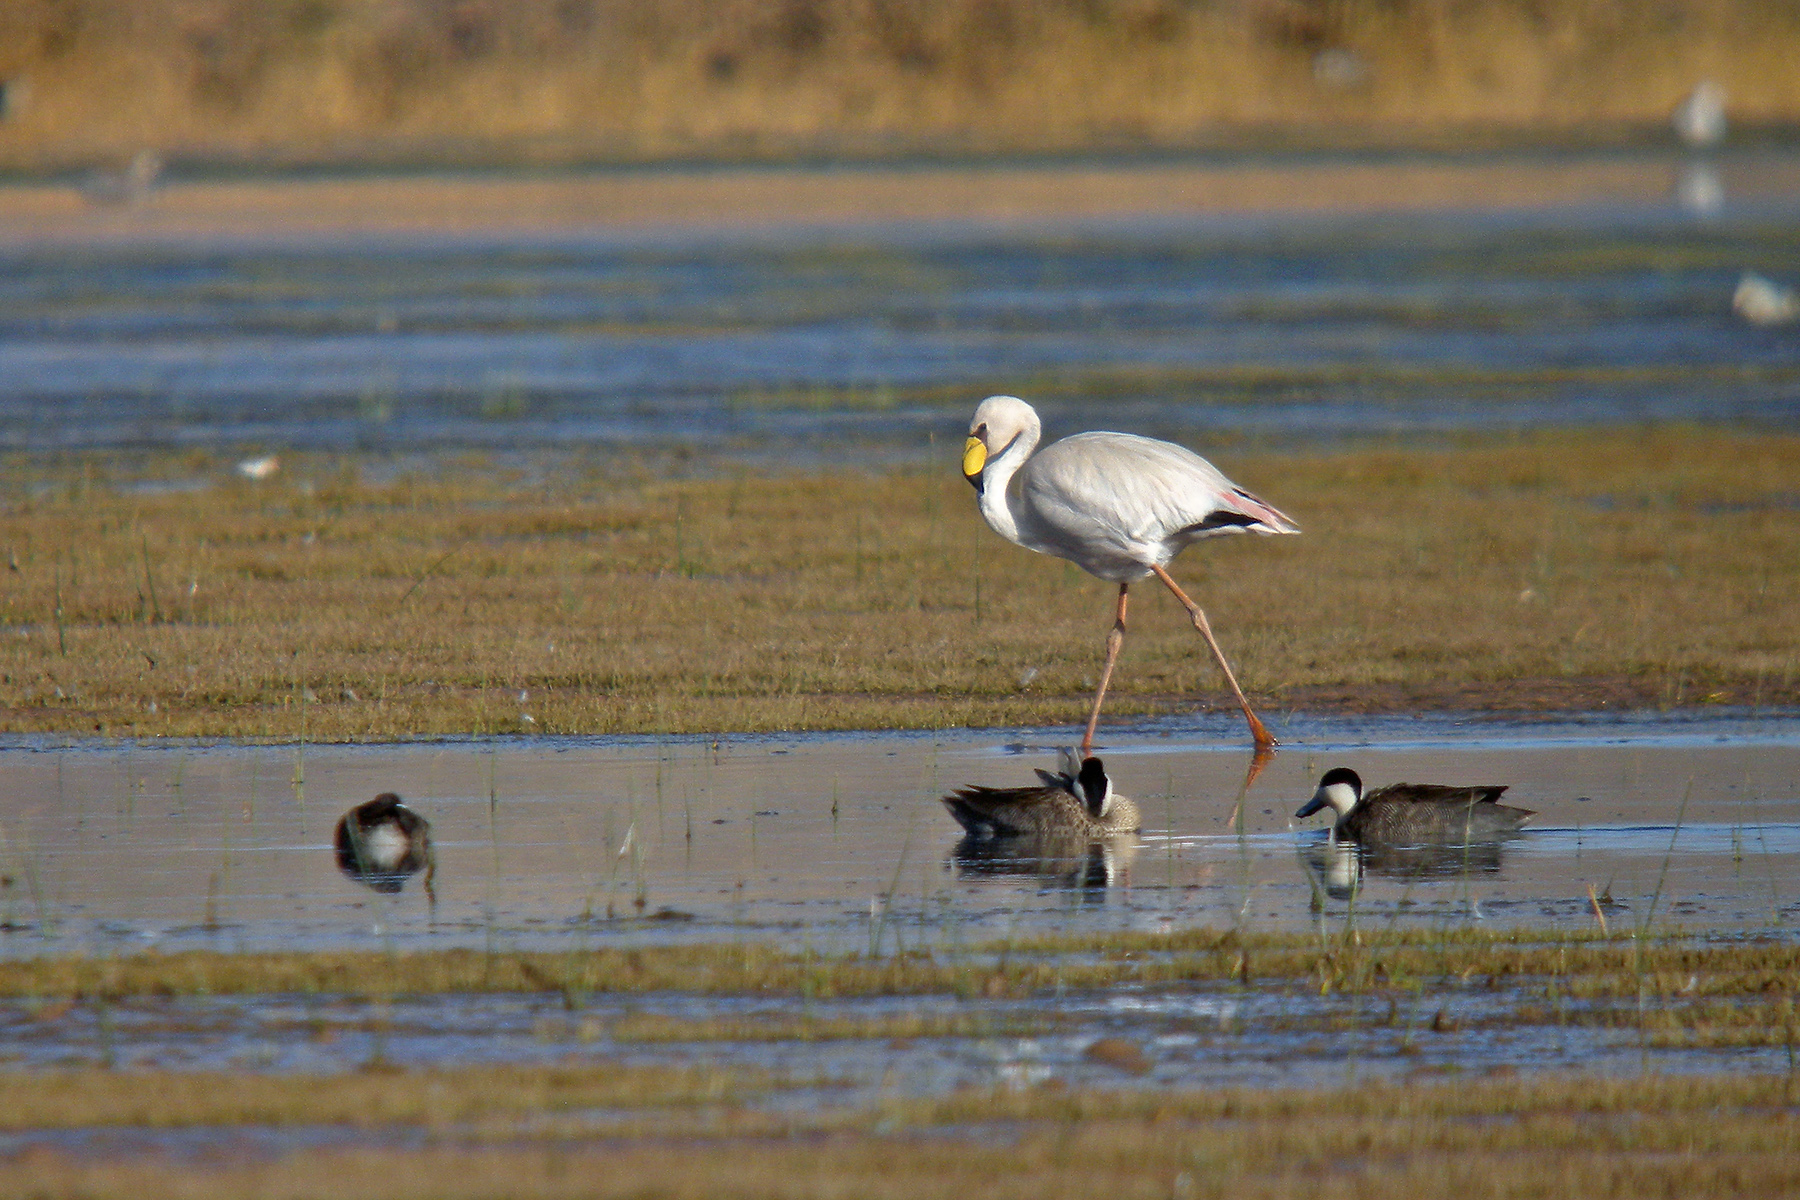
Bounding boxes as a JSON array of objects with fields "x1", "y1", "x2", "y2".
[
  {"x1": 0, "y1": 1061, "x2": 771, "y2": 1131},
  {"x1": 2, "y1": 428, "x2": 1797, "y2": 741},
  {"x1": 6, "y1": 0, "x2": 1800, "y2": 171},
  {"x1": 1, "y1": 926, "x2": 1795, "y2": 1004},
  {"x1": 3, "y1": 927, "x2": 1799, "y2": 1194},
  {"x1": 1, "y1": 1070, "x2": 1797, "y2": 1198}
]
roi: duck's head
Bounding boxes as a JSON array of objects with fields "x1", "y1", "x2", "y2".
[
  {"x1": 1076, "y1": 756, "x2": 1115, "y2": 819},
  {"x1": 1296, "y1": 767, "x2": 1362, "y2": 820},
  {"x1": 963, "y1": 395, "x2": 1038, "y2": 495},
  {"x1": 361, "y1": 792, "x2": 408, "y2": 822}
]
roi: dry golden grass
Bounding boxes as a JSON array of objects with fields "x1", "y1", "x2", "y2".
[
  {"x1": 2, "y1": 0, "x2": 1799, "y2": 170},
  {"x1": 2, "y1": 927, "x2": 1795, "y2": 1001},
  {"x1": 1, "y1": 428, "x2": 1796, "y2": 741},
  {"x1": 0, "y1": 1062, "x2": 770, "y2": 1131},
  {"x1": 2, "y1": 1071, "x2": 1798, "y2": 1198}
]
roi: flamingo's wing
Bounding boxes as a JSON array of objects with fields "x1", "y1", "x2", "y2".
[{"x1": 1021, "y1": 432, "x2": 1299, "y2": 553}]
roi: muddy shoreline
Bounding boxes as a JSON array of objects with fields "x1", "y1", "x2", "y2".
[{"x1": 6, "y1": 150, "x2": 1800, "y2": 245}]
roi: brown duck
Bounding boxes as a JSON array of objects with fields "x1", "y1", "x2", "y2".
[
  {"x1": 942, "y1": 753, "x2": 1141, "y2": 839},
  {"x1": 333, "y1": 793, "x2": 434, "y2": 894}
]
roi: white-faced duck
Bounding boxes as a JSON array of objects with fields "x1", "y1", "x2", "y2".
[
  {"x1": 334, "y1": 793, "x2": 434, "y2": 895},
  {"x1": 1295, "y1": 767, "x2": 1534, "y2": 843},
  {"x1": 942, "y1": 751, "x2": 1141, "y2": 839}
]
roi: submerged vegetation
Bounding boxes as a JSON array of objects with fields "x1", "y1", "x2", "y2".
[
  {"x1": 1, "y1": 429, "x2": 1796, "y2": 740},
  {"x1": 4, "y1": 0, "x2": 1800, "y2": 170}
]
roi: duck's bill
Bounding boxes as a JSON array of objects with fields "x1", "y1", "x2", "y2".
[
  {"x1": 1294, "y1": 794, "x2": 1326, "y2": 818},
  {"x1": 962, "y1": 437, "x2": 987, "y2": 489}
]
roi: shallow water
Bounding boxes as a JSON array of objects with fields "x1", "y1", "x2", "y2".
[
  {"x1": 3, "y1": 155, "x2": 1799, "y2": 462},
  {"x1": 2, "y1": 713, "x2": 1796, "y2": 957},
  {"x1": 1, "y1": 970, "x2": 1787, "y2": 1105}
]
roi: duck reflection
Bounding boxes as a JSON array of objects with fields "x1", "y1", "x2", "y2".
[
  {"x1": 941, "y1": 750, "x2": 1139, "y2": 892},
  {"x1": 1300, "y1": 834, "x2": 1514, "y2": 901},
  {"x1": 334, "y1": 793, "x2": 434, "y2": 897},
  {"x1": 952, "y1": 830, "x2": 1139, "y2": 892}
]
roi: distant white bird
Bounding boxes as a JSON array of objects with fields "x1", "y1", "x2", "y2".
[
  {"x1": 236, "y1": 454, "x2": 281, "y2": 480},
  {"x1": 1673, "y1": 81, "x2": 1727, "y2": 148},
  {"x1": 962, "y1": 395, "x2": 1298, "y2": 755},
  {"x1": 1733, "y1": 273, "x2": 1800, "y2": 326}
]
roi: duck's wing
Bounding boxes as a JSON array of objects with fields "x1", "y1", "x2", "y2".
[
  {"x1": 1370, "y1": 783, "x2": 1511, "y2": 806},
  {"x1": 1352, "y1": 784, "x2": 1531, "y2": 843},
  {"x1": 392, "y1": 805, "x2": 433, "y2": 840},
  {"x1": 942, "y1": 784, "x2": 1075, "y2": 838}
]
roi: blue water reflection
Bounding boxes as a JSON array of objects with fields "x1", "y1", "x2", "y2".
[{"x1": 2, "y1": 204, "x2": 1797, "y2": 456}]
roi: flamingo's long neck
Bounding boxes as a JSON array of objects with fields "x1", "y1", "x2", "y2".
[{"x1": 977, "y1": 418, "x2": 1040, "y2": 548}]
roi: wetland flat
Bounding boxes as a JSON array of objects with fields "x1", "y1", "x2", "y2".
[{"x1": 4, "y1": 153, "x2": 1800, "y2": 1194}]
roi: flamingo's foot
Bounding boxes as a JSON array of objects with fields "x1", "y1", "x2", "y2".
[
  {"x1": 1242, "y1": 743, "x2": 1278, "y2": 790},
  {"x1": 1246, "y1": 712, "x2": 1280, "y2": 753}
]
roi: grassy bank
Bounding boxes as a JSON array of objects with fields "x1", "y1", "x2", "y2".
[
  {"x1": 2, "y1": 1, "x2": 1799, "y2": 171},
  {"x1": 3, "y1": 1071, "x2": 1796, "y2": 1198},
  {"x1": 1, "y1": 428, "x2": 1796, "y2": 740},
  {"x1": 3, "y1": 926, "x2": 1797, "y2": 1001}
]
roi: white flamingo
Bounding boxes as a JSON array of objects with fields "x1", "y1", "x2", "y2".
[{"x1": 962, "y1": 395, "x2": 1298, "y2": 754}]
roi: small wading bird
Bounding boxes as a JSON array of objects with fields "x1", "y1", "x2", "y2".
[
  {"x1": 1672, "y1": 80, "x2": 1727, "y2": 149},
  {"x1": 1295, "y1": 767, "x2": 1535, "y2": 843},
  {"x1": 942, "y1": 751, "x2": 1140, "y2": 838},
  {"x1": 962, "y1": 395, "x2": 1298, "y2": 756},
  {"x1": 333, "y1": 793, "x2": 435, "y2": 896}
]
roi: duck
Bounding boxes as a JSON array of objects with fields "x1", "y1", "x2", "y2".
[
  {"x1": 942, "y1": 750, "x2": 1141, "y2": 839},
  {"x1": 962, "y1": 395, "x2": 1297, "y2": 756},
  {"x1": 1294, "y1": 767, "x2": 1533, "y2": 843},
  {"x1": 1733, "y1": 273, "x2": 1800, "y2": 326},
  {"x1": 333, "y1": 793, "x2": 434, "y2": 894}
]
